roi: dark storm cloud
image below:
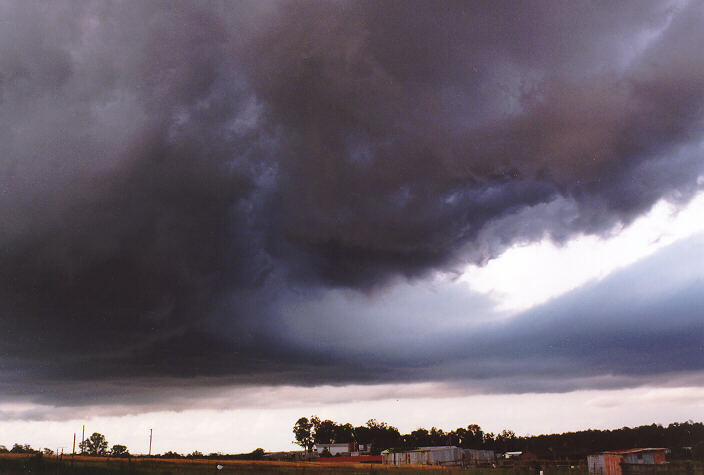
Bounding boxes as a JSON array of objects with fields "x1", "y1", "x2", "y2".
[
  {"x1": 1, "y1": 0, "x2": 704, "y2": 405},
  {"x1": 234, "y1": 0, "x2": 704, "y2": 285}
]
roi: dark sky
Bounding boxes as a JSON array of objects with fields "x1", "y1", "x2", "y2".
[{"x1": 1, "y1": 0, "x2": 703, "y2": 410}]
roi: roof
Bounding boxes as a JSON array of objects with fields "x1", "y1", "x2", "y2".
[
  {"x1": 603, "y1": 448, "x2": 667, "y2": 455},
  {"x1": 417, "y1": 446, "x2": 458, "y2": 451}
]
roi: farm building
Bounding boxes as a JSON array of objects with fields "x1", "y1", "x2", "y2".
[
  {"x1": 383, "y1": 446, "x2": 463, "y2": 466},
  {"x1": 383, "y1": 446, "x2": 494, "y2": 467},
  {"x1": 465, "y1": 448, "x2": 496, "y2": 465},
  {"x1": 588, "y1": 448, "x2": 667, "y2": 474}
]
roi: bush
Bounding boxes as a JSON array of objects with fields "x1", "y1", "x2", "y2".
[{"x1": 162, "y1": 451, "x2": 183, "y2": 458}]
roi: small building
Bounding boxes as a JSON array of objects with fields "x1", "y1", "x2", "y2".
[
  {"x1": 587, "y1": 448, "x2": 667, "y2": 474},
  {"x1": 464, "y1": 448, "x2": 495, "y2": 465}
]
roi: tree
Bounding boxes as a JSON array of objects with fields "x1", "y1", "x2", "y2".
[
  {"x1": 111, "y1": 444, "x2": 129, "y2": 457},
  {"x1": 409, "y1": 428, "x2": 431, "y2": 448},
  {"x1": 293, "y1": 417, "x2": 314, "y2": 452},
  {"x1": 429, "y1": 427, "x2": 448, "y2": 446},
  {"x1": 0, "y1": 445, "x2": 7, "y2": 453},
  {"x1": 11, "y1": 443, "x2": 34, "y2": 454},
  {"x1": 313, "y1": 418, "x2": 336, "y2": 444},
  {"x1": 494, "y1": 429, "x2": 517, "y2": 452},
  {"x1": 460, "y1": 424, "x2": 485, "y2": 448},
  {"x1": 355, "y1": 419, "x2": 401, "y2": 452},
  {"x1": 42, "y1": 448, "x2": 54, "y2": 456},
  {"x1": 333, "y1": 423, "x2": 354, "y2": 443},
  {"x1": 249, "y1": 448, "x2": 265, "y2": 460},
  {"x1": 79, "y1": 432, "x2": 109, "y2": 456}
]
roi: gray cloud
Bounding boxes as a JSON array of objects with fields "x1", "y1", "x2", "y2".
[
  {"x1": 1, "y1": 0, "x2": 704, "y2": 408},
  {"x1": 3, "y1": 233, "x2": 704, "y2": 412}
]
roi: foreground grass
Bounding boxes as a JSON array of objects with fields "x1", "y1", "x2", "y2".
[
  {"x1": 0, "y1": 454, "x2": 573, "y2": 475},
  {"x1": 4, "y1": 454, "x2": 704, "y2": 474}
]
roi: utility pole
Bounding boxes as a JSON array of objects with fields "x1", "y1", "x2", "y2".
[
  {"x1": 73, "y1": 433, "x2": 76, "y2": 455},
  {"x1": 81, "y1": 425, "x2": 85, "y2": 455},
  {"x1": 148, "y1": 428, "x2": 152, "y2": 457}
]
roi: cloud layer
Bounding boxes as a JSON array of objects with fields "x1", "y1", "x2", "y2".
[{"x1": 1, "y1": 0, "x2": 704, "y2": 408}]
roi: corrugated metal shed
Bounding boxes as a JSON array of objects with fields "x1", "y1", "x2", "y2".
[
  {"x1": 588, "y1": 448, "x2": 667, "y2": 474},
  {"x1": 588, "y1": 453, "x2": 623, "y2": 475},
  {"x1": 464, "y1": 448, "x2": 495, "y2": 465},
  {"x1": 382, "y1": 446, "x2": 463, "y2": 466}
]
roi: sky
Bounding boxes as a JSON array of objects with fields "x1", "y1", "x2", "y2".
[{"x1": 1, "y1": 0, "x2": 704, "y2": 454}]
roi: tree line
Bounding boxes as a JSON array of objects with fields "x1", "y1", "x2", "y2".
[
  {"x1": 293, "y1": 417, "x2": 704, "y2": 459},
  {"x1": 0, "y1": 439, "x2": 266, "y2": 461},
  {"x1": 0, "y1": 433, "x2": 128, "y2": 457}
]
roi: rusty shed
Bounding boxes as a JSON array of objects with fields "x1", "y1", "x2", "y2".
[{"x1": 588, "y1": 448, "x2": 667, "y2": 474}]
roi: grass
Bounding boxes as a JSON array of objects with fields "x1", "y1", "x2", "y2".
[
  {"x1": 0, "y1": 454, "x2": 588, "y2": 474},
  {"x1": 4, "y1": 454, "x2": 704, "y2": 474}
]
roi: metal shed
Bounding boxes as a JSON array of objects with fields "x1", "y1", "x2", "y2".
[
  {"x1": 588, "y1": 448, "x2": 667, "y2": 474},
  {"x1": 382, "y1": 446, "x2": 463, "y2": 466}
]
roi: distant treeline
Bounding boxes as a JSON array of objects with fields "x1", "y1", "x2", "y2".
[
  {"x1": 293, "y1": 417, "x2": 704, "y2": 459},
  {"x1": 0, "y1": 445, "x2": 267, "y2": 461},
  {"x1": 160, "y1": 448, "x2": 266, "y2": 460}
]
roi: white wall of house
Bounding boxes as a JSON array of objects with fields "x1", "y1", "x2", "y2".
[{"x1": 314, "y1": 443, "x2": 351, "y2": 456}]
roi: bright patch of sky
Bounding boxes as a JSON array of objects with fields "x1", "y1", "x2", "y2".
[{"x1": 460, "y1": 191, "x2": 704, "y2": 312}]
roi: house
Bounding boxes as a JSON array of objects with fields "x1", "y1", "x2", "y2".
[
  {"x1": 314, "y1": 443, "x2": 353, "y2": 456},
  {"x1": 587, "y1": 448, "x2": 667, "y2": 474},
  {"x1": 314, "y1": 442, "x2": 372, "y2": 457}
]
